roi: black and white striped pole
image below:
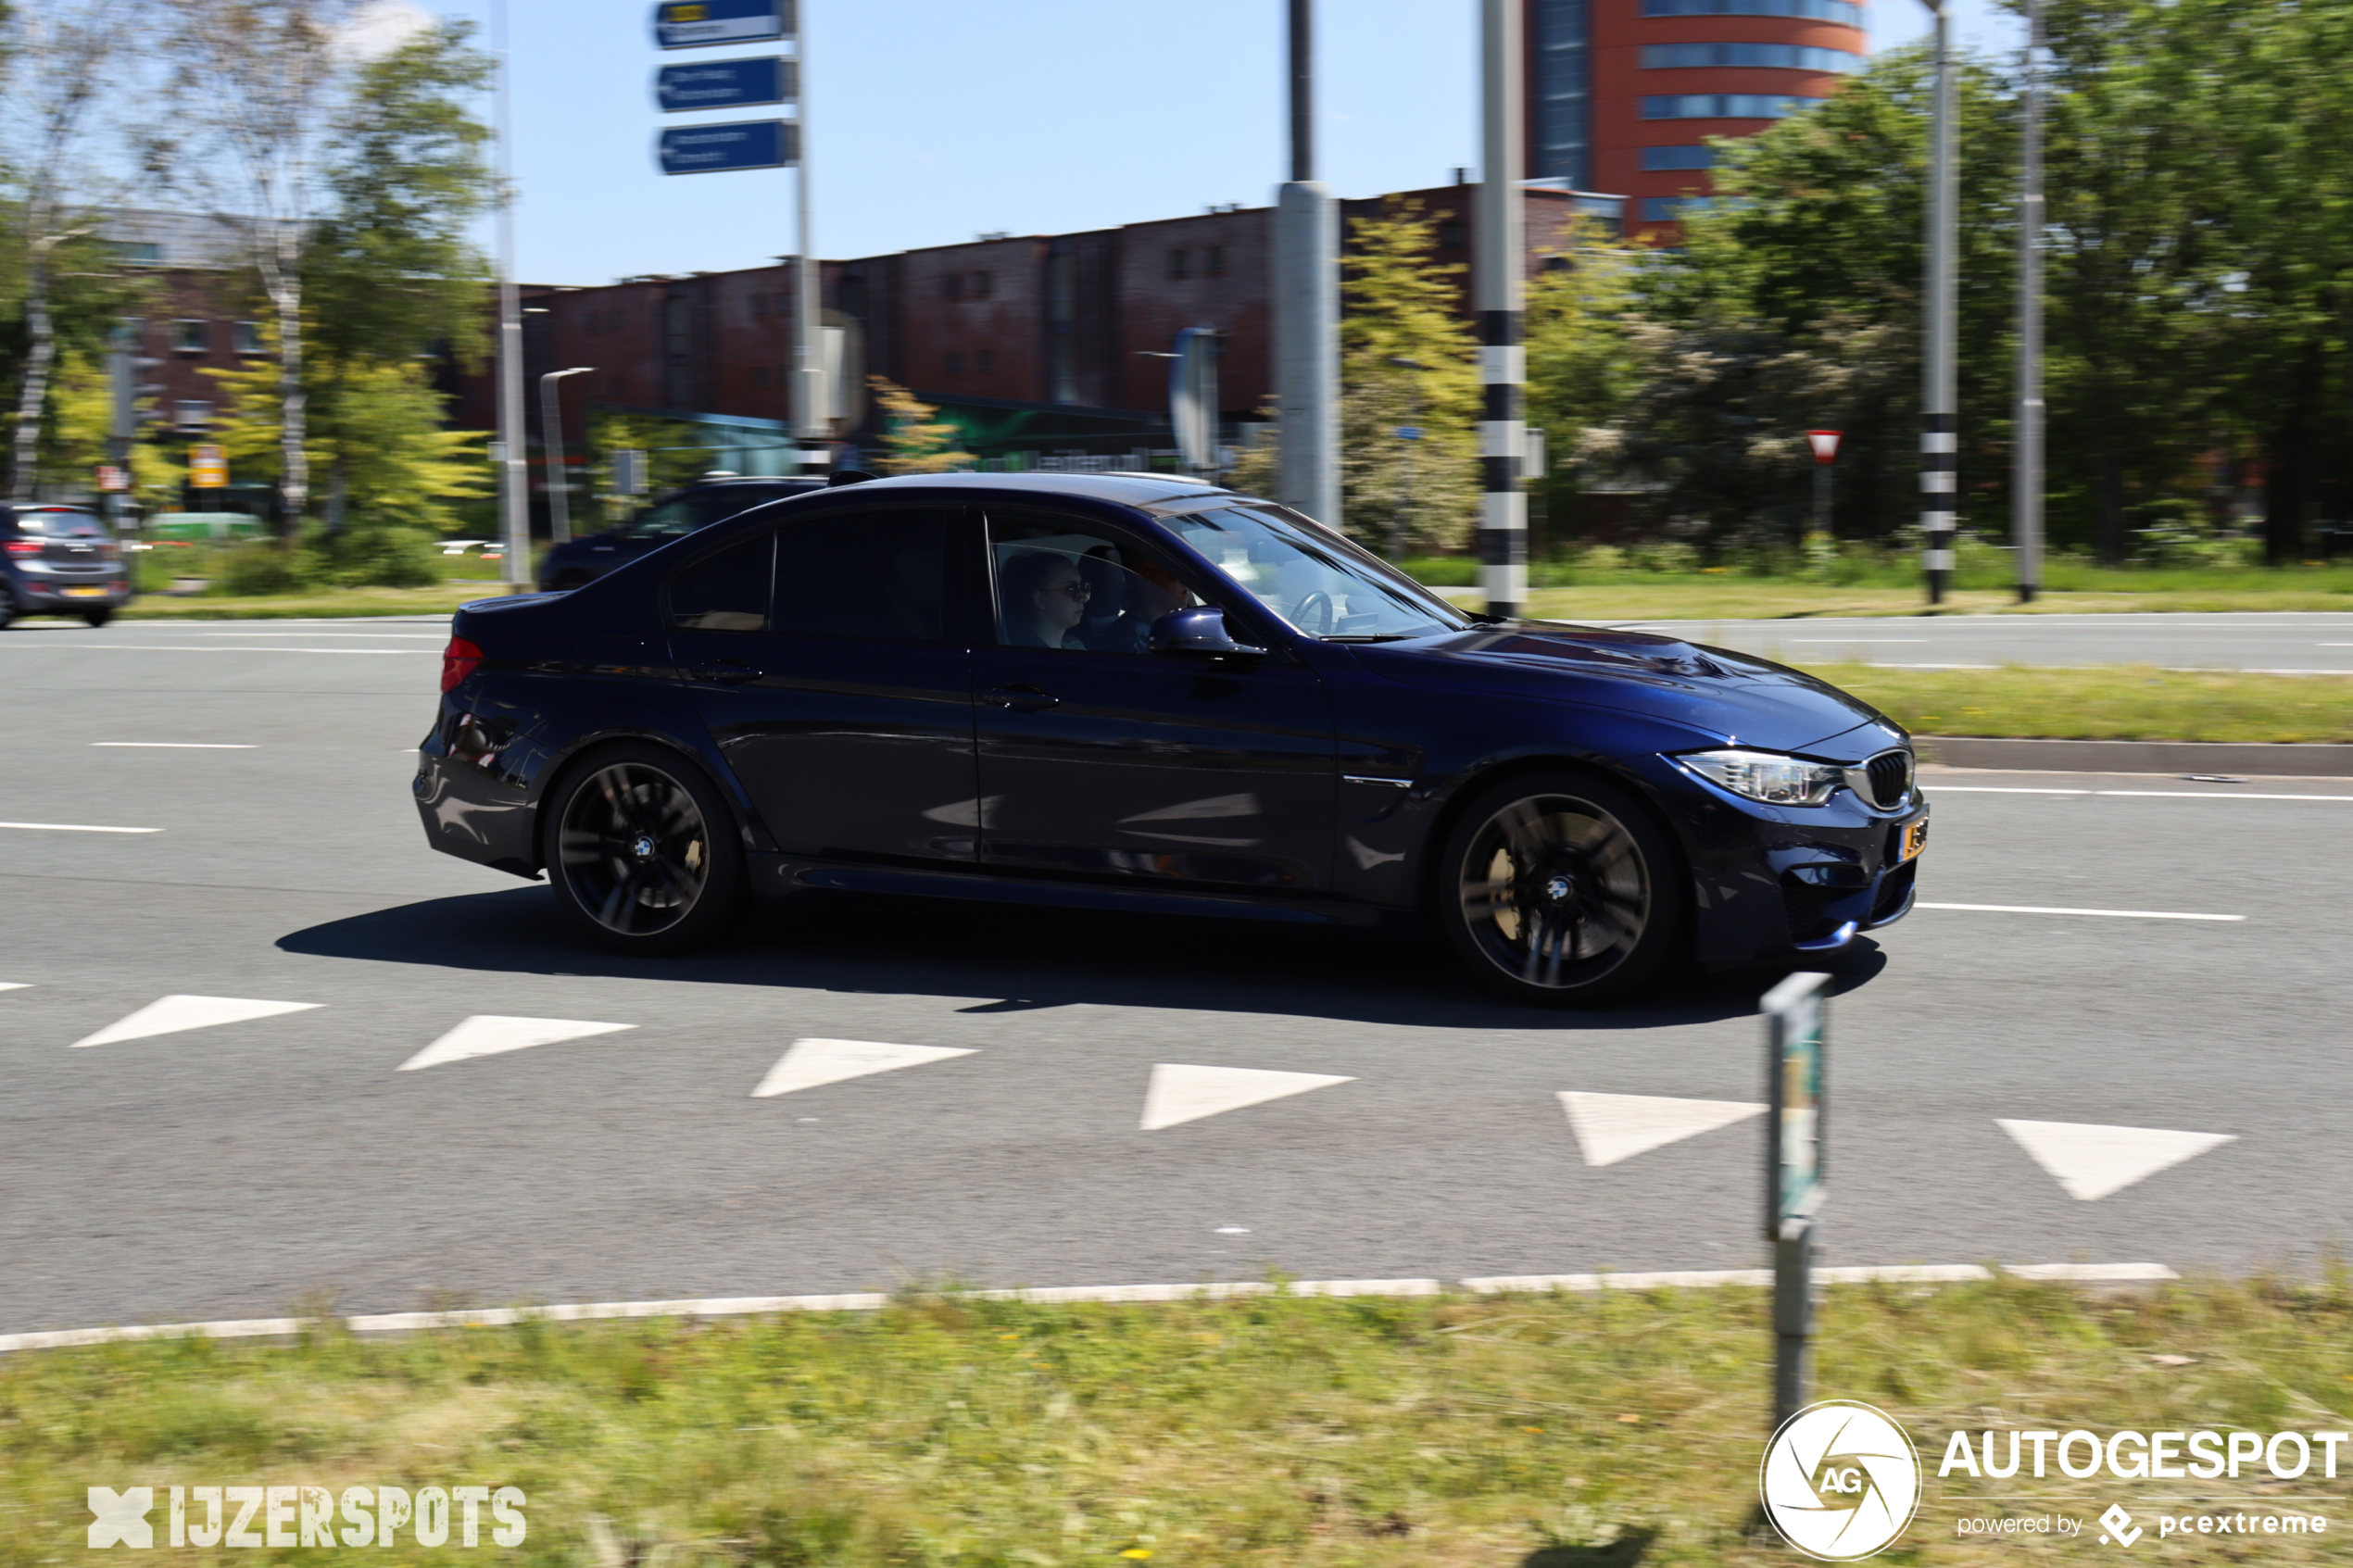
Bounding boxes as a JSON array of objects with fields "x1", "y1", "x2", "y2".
[
  {"x1": 1478, "y1": 0, "x2": 1527, "y2": 621},
  {"x1": 1919, "y1": 0, "x2": 1958, "y2": 605}
]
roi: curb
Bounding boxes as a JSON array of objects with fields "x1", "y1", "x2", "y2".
[
  {"x1": 1920, "y1": 736, "x2": 2353, "y2": 776},
  {"x1": 0, "y1": 1264, "x2": 2177, "y2": 1355}
]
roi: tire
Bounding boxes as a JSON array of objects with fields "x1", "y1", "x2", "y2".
[
  {"x1": 1434, "y1": 766, "x2": 1687, "y2": 1006},
  {"x1": 82, "y1": 608, "x2": 114, "y2": 628},
  {"x1": 541, "y1": 742, "x2": 747, "y2": 954},
  {"x1": 0, "y1": 594, "x2": 15, "y2": 631}
]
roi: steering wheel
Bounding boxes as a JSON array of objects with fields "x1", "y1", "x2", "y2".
[{"x1": 1294, "y1": 591, "x2": 1336, "y2": 634}]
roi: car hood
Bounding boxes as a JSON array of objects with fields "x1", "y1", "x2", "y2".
[{"x1": 1349, "y1": 622, "x2": 1903, "y2": 757}]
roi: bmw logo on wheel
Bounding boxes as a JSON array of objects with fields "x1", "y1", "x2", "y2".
[{"x1": 1758, "y1": 1400, "x2": 1922, "y2": 1561}]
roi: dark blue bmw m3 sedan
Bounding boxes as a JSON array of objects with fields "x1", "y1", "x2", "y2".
[{"x1": 414, "y1": 471, "x2": 1926, "y2": 1004}]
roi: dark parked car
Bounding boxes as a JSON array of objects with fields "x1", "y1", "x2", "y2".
[
  {"x1": 417, "y1": 472, "x2": 1925, "y2": 1004},
  {"x1": 535, "y1": 477, "x2": 824, "y2": 592},
  {"x1": 0, "y1": 505, "x2": 132, "y2": 628}
]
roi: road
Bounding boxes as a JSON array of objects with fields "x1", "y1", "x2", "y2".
[
  {"x1": 1588, "y1": 609, "x2": 2353, "y2": 673},
  {"x1": 3, "y1": 614, "x2": 2349, "y2": 1336}
]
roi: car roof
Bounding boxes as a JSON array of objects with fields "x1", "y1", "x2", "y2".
[{"x1": 833, "y1": 471, "x2": 1229, "y2": 508}]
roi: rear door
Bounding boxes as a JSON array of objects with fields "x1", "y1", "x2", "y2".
[{"x1": 669, "y1": 506, "x2": 986, "y2": 866}]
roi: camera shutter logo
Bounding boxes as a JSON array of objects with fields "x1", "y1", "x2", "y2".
[{"x1": 1759, "y1": 1400, "x2": 1922, "y2": 1561}]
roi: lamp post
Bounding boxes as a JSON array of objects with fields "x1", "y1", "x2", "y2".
[
  {"x1": 1918, "y1": 0, "x2": 1958, "y2": 606},
  {"x1": 491, "y1": 0, "x2": 529, "y2": 594},
  {"x1": 2013, "y1": 0, "x2": 2045, "y2": 604},
  {"x1": 539, "y1": 367, "x2": 596, "y2": 547},
  {"x1": 1477, "y1": 0, "x2": 1528, "y2": 619},
  {"x1": 790, "y1": 11, "x2": 824, "y2": 474},
  {"x1": 1273, "y1": 0, "x2": 1339, "y2": 525},
  {"x1": 1806, "y1": 429, "x2": 1842, "y2": 550}
]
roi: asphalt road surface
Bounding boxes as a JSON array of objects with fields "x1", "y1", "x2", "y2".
[
  {"x1": 4, "y1": 614, "x2": 2349, "y2": 1336},
  {"x1": 1591, "y1": 609, "x2": 2353, "y2": 673}
]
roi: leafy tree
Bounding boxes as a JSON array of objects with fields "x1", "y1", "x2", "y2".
[
  {"x1": 49, "y1": 349, "x2": 184, "y2": 508},
  {"x1": 1339, "y1": 197, "x2": 1478, "y2": 554},
  {"x1": 1522, "y1": 215, "x2": 1649, "y2": 540},
  {"x1": 867, "y1": 377, "x2": 971, "y2": 473}
]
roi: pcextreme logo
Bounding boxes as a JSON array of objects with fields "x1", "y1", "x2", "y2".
[{"x1": 1759, "y1": 1400, "x2": 1924, "y2": 1561}]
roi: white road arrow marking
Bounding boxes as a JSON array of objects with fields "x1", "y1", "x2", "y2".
[
  {"x1": 751, "y1": 1037, "x2": 975, "y2": 1098},
  {"x1": 1557, "y1": 1091, "x2": 1767, "y2": 1167},
  {"x1": 1139, "y1": 1063, "x2": 1354, "y2": 1131},
  {"x1": 397, "y1": 1015, "x2": 635, "y2": 1072},
  {"x1": 71, "y1": 995, "x2": 321, "y2": 1048},
  {"x1": 1996, "y1": 1118, "x2": 2237, "y2": 1201}
]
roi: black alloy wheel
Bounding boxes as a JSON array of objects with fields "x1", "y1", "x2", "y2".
[
  {"x1": 1437, "y1": 768, "x2": 1684, "y2": 1005},
  {"x1": 544, "y1": 744, "x2": 744, "y2": 952},
  {"x1": 82, "y1": 607, "x2": 114, "y2": 628}
]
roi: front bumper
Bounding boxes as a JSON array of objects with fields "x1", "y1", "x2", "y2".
[{"x1": 1625, "y1": 755, "x2": 1930, "y2": 966}]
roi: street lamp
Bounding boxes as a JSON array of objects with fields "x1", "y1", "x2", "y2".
[
  {"x1": 2014, "y1": 0, "x2": 2045, "y2": 604},
  {"x1": 1918, "y1": 0, "x2": 1958, "y2": 605},
  {"x1": 539, "y1": 367, "x2": 596, "y2": 547},
  {"x1": 1477, "y1": 0, "x2": 1528, "y2": 619},
  {"x1": 491, "y1": 0, "x2": 529, "y2": 595}
]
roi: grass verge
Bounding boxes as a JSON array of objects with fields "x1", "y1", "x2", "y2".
[
  {"x1": 112, "y1": 582, "x2": 506, "y2": 621},
  {"x1": 1511, "y1": 583, "x2": 2353, "y2": 621},
  {"x1": 7, "y1": 1277, "x2": 2351, "y2": 1564},
  {"x1": 1793, "y1": 663, "x2": 2353, "y2": 746}
]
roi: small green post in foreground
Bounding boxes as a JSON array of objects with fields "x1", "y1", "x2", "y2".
[{"x1": 1765, "y1": 969, "x2": 1831, "y2": 1430}]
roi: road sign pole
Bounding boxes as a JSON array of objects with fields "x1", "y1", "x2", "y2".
[
  {"x1": 493, "y1": 0, "x2": 531, "y2": 595},
  {"x1": 539, "y1": 367, "x2": 595, "y2": 546},
  {"x1": 1765, "y1": 970, "x2": 1831, "y2": 1431},
  {"x1": 1918, "y1": 0, "x2": 1958, "y2": 607},
  {"x1": 1272, "y1": 0, "x2": 1338, "y2": 526},
  {"x1": 2013, "y1": 0, "x2": 2045, "y2": 605},
  {"x1": 790, "y1": 9, "x2": 824, "y2": 473}
]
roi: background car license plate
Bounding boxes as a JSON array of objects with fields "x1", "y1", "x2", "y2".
[
  {"x1": 61, "y1": 586, "x2": 107, "y2": 598},
  {"x1": 1896, "y1": 817, "x2": 1929, "y2": 862}
]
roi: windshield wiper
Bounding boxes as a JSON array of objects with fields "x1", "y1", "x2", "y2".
[{"x1": 1322, "y1": 631, "x2": 1447, "y2": 643}]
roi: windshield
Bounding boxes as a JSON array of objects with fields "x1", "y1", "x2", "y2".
[
  {"x1": 1155, "y1": 503, "x2": 1472, "y2": 640},
  {"x1": 12, "y1": 508, "x2": 107, "y2": 538}
]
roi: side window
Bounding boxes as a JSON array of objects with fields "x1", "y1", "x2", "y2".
[
  {"x1": 988, "y1": 515, "x2": 1203, "y2": 654},
  {"x1": 627, "y1": 498, "x2": 705, "y2": 541},
  {"x1": 666, "y1": 531, "x2": 773, "y2": 632},
  {"x1": 772, "y1": 509, "x2": 953, "y2": 642}
]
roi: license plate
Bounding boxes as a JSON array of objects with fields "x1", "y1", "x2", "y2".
[
  {"x1": 61, "y1": 586, "x2": 107, "y2": 598},
  {"x1": 1895, "y1": 817, "x2": 1929, "y2": 863}
]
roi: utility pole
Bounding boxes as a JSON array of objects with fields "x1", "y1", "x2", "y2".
[
  {"x1": 1918, "y1": 0, "x2": 1958, "y2": 606},
  {"x1": 790, "y1": 10, "x2": 825, "y2": 476},
  {"x1": 539, "y1": 367, "x2": 596, "y2": 546},
  {"x1": 1477, "y1": 0, "x2": 1527, "y2": 620},
  {"x1": 2013, "y1": 0, "x2": 2045, "y2": 604},
  {"x1": 1273, "y1": 0, "x2": 1339, "y2": 524},
  {"x1": 492, "y1": 0, "x2": 530, "y2": 594}
]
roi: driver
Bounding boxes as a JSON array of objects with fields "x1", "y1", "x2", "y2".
[{"x1": 1096, "y1": 553, "x2": 1196, "y2": 653}]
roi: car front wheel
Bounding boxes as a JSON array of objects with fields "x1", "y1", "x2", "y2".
[
  {"x1": 82, "y1": 608, "x2": 115, "y2": 628},
  {"x1": 543, "y1": 744, "x2": 745, "y2": 953},
  {"x1": 1436, "y1": 768, "x2": 1685, "y2": 1006}
]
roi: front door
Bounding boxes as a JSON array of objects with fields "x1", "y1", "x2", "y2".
[
  {"x1": 669, "y1": 506, "x2": 984, "y2": 865},
  {"x1": 970, "y1": 509, "x2": 1336, "y2": 892}
]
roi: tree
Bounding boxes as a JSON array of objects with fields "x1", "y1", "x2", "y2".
[
  {"x1": 160, "y1": 0, "x2": 356, "y2": 535},
  {"x1": 866, "y1": 377, "x2": 971, "y2": 473},
  {"x1": 1339, "y1": 197, "x2": 1478, "y2": 554},
  {"x1": 1522, "y1": 214, "x2": 1648, "y2": 539},
  {"x1": 2, "y1": 0, "x2": 150, "y2": 499}
]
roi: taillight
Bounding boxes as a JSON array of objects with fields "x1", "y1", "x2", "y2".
[
  {"x1": 440, "y1": 636, "x2": 484, "y2": 693},
  {"x1": 4, "y1": 540, "x2": 39, "y2": 557}
]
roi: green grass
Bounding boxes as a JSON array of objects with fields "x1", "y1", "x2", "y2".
[
  {"x1": 7, "y1": 1276, "x2": 2353, "y2": 1564},
  {"x1": 114, "y1": 581, "x2": 510, "y2": 621},
  {"x1": 1793, "y1": 663, "x2": 2353, "y2": 745}
]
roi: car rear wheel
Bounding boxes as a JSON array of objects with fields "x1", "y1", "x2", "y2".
[
  {"x1": 543, "y1": 744, "x2": 745, "y2": 953},
  {"x1": 1436, "y1": 768, "x2": 1685, "y2": 1006},
  {"x1": 82, "y1": 608, "x2": 114, "y2": 628}
]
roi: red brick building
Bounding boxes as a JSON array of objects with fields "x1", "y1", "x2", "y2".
[{"x1": 463, "y1": 181, "x2": 1620, "y2": 492}]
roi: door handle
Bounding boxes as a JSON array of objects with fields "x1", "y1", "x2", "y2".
[
  {"x1": 981, "y1": 684, "x2": 1060, "y2": 712},
  {"x1": 692, "y1": 659, "x2": 762, "y2": 685}
]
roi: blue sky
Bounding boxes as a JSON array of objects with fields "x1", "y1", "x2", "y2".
[{"x1": 422, "y1": 0, "x2": 2023, "y2": 287}]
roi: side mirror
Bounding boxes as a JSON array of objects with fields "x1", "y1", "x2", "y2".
[{"x1": 1149, "y1": 606, "x2": 1267, "y2": 659}]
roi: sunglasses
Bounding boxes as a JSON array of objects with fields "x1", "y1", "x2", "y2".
[{"x1": 1040, "y1": 580, "x2": 1092, "y2": 598}]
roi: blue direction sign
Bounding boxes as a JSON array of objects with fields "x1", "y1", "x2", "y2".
[
  {"x1": 656, "y1": 56, "x2": 793, "y2": 112},
  {"x1": 653, "y1": 0, "x2": 791, "y2": 50},
  {"x1": 658, "y1": 119, "x2": 797, "y2": 175}
]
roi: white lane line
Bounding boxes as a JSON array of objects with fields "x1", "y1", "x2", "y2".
[
  {"x1": 1919, "y1": 901, "x2": 2244, "y2": 922},
  {"x1": 73, "y1": 995, "x2": 322, "y2": 1048},
  {"x1": 753, "y1": 1037, "x2": 975, "y2": 1098},
  {"x1": 92, "y1": 742, "x2": 256, "y2": 749},
  {"x1": 1789, "y1": 638, "x2": 1927, "y2": 644},
  {"x1": 398, "y1": 1015, "x2": 635, "y2": 1072},
  {"x1": 0, "y1": 1264, "x2": 2178, "y2": 1352},
  {"x1": 1867, "y1": 661, "x2": 1999, "y2": 670},
  {"x1": 1929, "y1": 786, "x2": 2353, "y2": 803},
  {"x1": 0, "y1": 821, "x2": 160, "y2": 834},
  {"x1": 1997, "y1": 1119, "x2": 2237, "y2": 1202},
  {"x1": 2171, "y1": 667, "x2": 2353, "y2": 676},
  {"x1": 0, "y1": 643, "x2": 427, "y2": 655},
  {"x1": 198, "y1": 632, "x2": 449, "y2": 640},
  {"x1": 1927, "y1": 786, "x2": 2093, "y2": 795},
  {"x1": 1139, "y1": 1063, "x2": 1355, "y2": 1130},
  {"x1": 1557, "y1": 1091, "x2": 1763, "y2": 1167}
]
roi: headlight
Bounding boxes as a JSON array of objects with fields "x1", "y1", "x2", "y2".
[{"x1": 1676, "y1": 747, "x2": 1844, "y2": 806}]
